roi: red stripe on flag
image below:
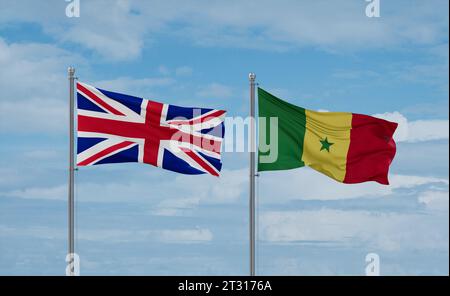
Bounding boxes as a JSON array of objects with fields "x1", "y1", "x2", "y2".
[
  {"x1": 77, "y1": 115, "x2": 222, "y2": 153},
  {"x1": 77, "y1": 83, "x2": 125, "y2": 116},
  {"x1": 343, "y1": 114, "x2": 398, "y2": 185},
  {"x1": 143, "y1": 101, "x2": 164, "y2": 165},
  {"x1": 181, "y1": 148, "x2": 219, "y2": 177},
  {"x1": 78, "y1": 141, "x2": 135, "y2": 166}
]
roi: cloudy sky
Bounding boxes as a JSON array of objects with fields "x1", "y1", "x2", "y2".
[{"x1": 0, "y1": 0, "x2": 448, "y2": 275}]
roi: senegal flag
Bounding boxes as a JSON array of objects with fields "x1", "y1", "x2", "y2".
[{"x1": 257, "y1": 88, "x2": 398, "y2": 185}]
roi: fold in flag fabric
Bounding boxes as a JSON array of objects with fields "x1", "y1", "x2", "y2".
[
  {"x1": 257, "y1": 88, "x2": 398, "y2": 185},
  {"x1": 76, "y1": 82, "x2": 226, "y2": 176}
]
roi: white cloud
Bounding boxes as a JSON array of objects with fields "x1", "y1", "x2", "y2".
[
  {"x1": 22, "y1": 149, "x2": 61, "y2": 161},
  {"x1": 260, "y1": 208, "x2": 449, "y2": 251},
  {"x1": 78, "y1": 228, "x2": 213, "y2": 244},
  {"x1": 0, "y1": 98, "x2": 67, "y2": 133},
  {"x1": 0, "y1": 225, "x2": 212, "y2": 244},
  {"x1": 2, "y1": 180, "x2": 160, "y2": 202},
  {"x1": 0, "y1": 168, "x2": 23, "y2": 187},
  {"x1": 151, "y1": 168, "x2": 247, "y2": 215},
  {"x1": 0, "y1": 225, "x2": 64, "y2": 240},
  {"x1": 60, "y1": 1, "x2": 148, "y2": 61},
  {"x1": 418, "y1": 191, "x2": 449, "y2": 211},
  {"x1": 2, "y1": 168, "x2": 248, "y2": 209},
  {"x1": 156, "y1": 65, "x2": 193, "y2": 78},
  {"x1": 158, "y1": 65, "x2": 170, "y2": 76},
  {"x1": 0, "y1": 38, "x2": 78, "y2": 99},
  {"x1": 5, "y1": 184, "x2": 67, "y2": 201},
  {"x1": 175, "y1": 66, "x2": 193, "y2": 77},
  {"x1": 151, "y1": 197, "x2": 201, "y2": 216},
  {"x1": 408, "y1": 120, "x2": 449, "y2": 142},
  {"x1": 373, "y1": 111, "x2": 449, "y2": 143},
  {"x1": 179, "y1": 168, "x2": 247, "y2": 203},
  {"x1": 0, "y1": 38, "x2": 82, "y2": 133},
  {"x1": 259, "y1": 168, "x2": 448, "y2": 202},
  {"x1": 93, "y1": 76, "x2": 174, "y2": 96},
  {"x1": 157, "y1": 228, "x2": 213, "y2": 243},
  {"x1": 197, "y1": 83, "x2": 233, "y2": 98},
  {"x1": 389, "y1": 174, "x2": 448, "y2": 189},
  {"x1": 0, "y1": 1, "x2": 147, "y2": 61},
  {"x1": 6, "y1": 166, "x2": 447, "y2": 209},
  {"x1": 332, "y1": 47, "x2": 448, "y2": 91},
  {"x1": 2, "y1": 0, "x2": 447, "y2": 59},
  {"x1": 148, "y1": 0, "x2": 448, "y2": 52}
]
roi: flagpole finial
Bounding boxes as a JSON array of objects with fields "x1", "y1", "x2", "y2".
[
  {"x1": 68, "y1": 66, "x2": 75, "y2": 76},
  {"x1": 249, "y1": 73, "x2": 256, "y2": 81}
]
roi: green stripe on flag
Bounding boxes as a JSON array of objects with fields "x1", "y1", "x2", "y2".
[{"x1": 257, "y1": 88, "x2": 306, "y2": 171}]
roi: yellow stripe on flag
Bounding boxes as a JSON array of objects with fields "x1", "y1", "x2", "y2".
[{"x1": 301, "y1": 110, "x2": 352, "y2": 182}]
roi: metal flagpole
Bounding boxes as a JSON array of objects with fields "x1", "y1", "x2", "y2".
[
  {"x1": 249, "y1": 72, "x2": 256, "y2": 276},
  {"x1": 68, "y1": 67, "x2": 75, "y2": 276}
]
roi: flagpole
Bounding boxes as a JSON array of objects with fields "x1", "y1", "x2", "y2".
[
  {"x1": 249, "y1": 72, "x2": 256, "y2": 276},
  {"x1": 68, "y1": 66, "x2": 75, "y2": 276}
]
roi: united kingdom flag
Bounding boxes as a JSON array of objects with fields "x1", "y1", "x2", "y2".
[{"x1": 76, "y1": 82, "x2": 226, "y2": 176}]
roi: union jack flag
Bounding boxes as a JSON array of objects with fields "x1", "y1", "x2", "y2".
[{"x1": 76, "y1": 82, "x2": 226, "y2": 176}]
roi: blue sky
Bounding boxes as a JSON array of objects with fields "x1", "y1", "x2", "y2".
[{"x1": 0, "y1": 0, "x2": 448, "y2": 275}]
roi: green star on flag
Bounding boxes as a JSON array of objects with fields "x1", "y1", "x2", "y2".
[{"x1": 320, "y1": 137, "x2": 334, "y2": 152}]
